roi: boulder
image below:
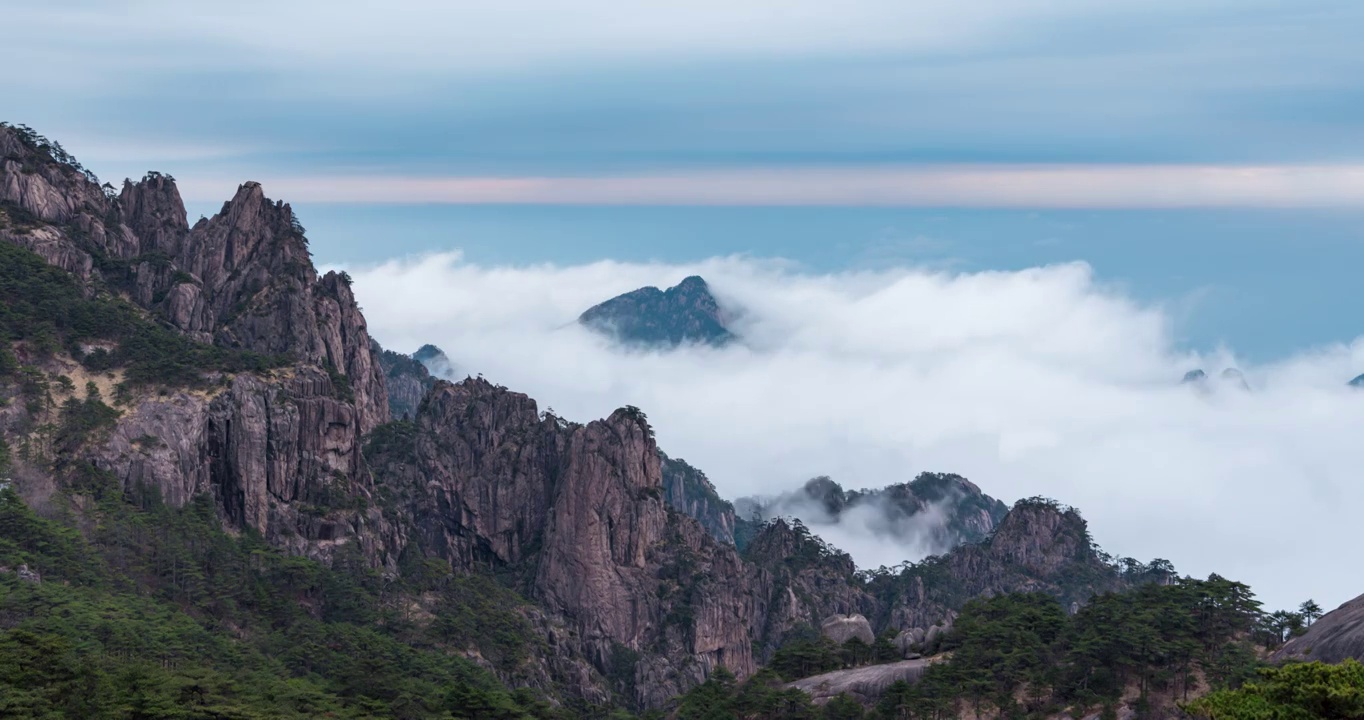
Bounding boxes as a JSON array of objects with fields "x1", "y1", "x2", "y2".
[
  {"x1": 821, "y1": 613, "x2": 875, "y2": 646},
  {"x1": 15, "y1": 564, "x2": 40, "y2": 584}
]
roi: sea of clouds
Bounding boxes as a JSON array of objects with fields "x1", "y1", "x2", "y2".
[{"x1": 339, "y1": 252, "x2": 1364, "y2": 613}]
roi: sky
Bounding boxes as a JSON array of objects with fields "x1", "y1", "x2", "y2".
[{"x1": 5, "y1": 1, "x2": 1364, "y2": 609}]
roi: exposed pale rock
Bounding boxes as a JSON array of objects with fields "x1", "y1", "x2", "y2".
[
  {"x1": 1274, "y1": 592, "x2": 1364, "y2": 665},
  {"x1": 787, "y1": 659, "x2": 932, "y2": 704},
  {"x1": 822, "y1": 614, "x2": 875, "y2": 646}
]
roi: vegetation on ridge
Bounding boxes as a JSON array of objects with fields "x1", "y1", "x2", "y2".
[
  {"x1": 0, "y1": 240, "x2": 285, "y2": 390},
  {"x1": 0, "y1": 473, "x2": 572, "y2": 719}
]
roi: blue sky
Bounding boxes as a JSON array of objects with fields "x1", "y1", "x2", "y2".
[{"x1": 5, "y1": 0, "x2": 1364, "y2": 360}]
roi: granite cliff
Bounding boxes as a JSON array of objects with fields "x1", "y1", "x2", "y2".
[{"x1": 1274, "y1": 592, "x2": 1364, "y2": 665}]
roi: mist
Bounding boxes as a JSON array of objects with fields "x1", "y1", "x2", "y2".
[
  {"x1": 338, "y1": 251, "x2": 1364, "y2": 612},
  {"x1": 735, "y1": 484, "x2": 965, "y2": 571}
]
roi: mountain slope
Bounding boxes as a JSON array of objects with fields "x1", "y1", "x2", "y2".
[{"x1": 1274, "y1": 592, "x2": 1364, "y2": 665}]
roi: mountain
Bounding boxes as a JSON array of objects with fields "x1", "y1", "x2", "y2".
[
  {"x1": 1351, "y1": 373, "x2": 1364, "y2": 388},
  {"x1": 0, "y1": 123, "x2": 1313, "y2": 717},
  {"x1": 375, "y1": 342, "x2": 457, "y2": 420},
  {"x1": 413, "y1": 343, "x2": 458, "y2": 378},
  {"x1": 1182, "y1": 369, "x2": 1208, "y2": 383},
  {"x1": 1274, "y1": 592, "x2": 1364, "y2": 665},
  {"x1": 1182, "y1": 367, "x2": 1250, "y2": 391},
  {"x1": 578, "y1": 275, "x2": 735, "y2": 348},
  {"x1": 734, "y1": 473, "x2": 1008, "y2": 557}
]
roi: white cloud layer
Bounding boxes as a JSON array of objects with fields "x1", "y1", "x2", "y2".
[
  {"x1": 341, "y1": 252, "x2": 1364, "y2": 613},
  {"x1": 174, "y1": 165, "x2": 1364, "y2": 208}
]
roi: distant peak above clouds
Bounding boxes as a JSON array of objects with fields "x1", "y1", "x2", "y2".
[
  {"x1": 1181, "y1": 367, "x2": 1251, "y2": 392},
  {"x1": 578, "y1": 275, "x2": 736, "y2": 349}
]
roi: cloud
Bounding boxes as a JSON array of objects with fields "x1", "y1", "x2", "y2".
[
  {"x1": 735, "y1": 482, "x2": 968, "y2": 570},
  {"x1": 339, "y1": 252, "x2": 1364, "y2": 614},
  {"x1": 7, "y1": 0, "x2": 1363, "y2": 186},
  {"x1": 174, "y1": 164, "x2": 1364, "y2": 208}
]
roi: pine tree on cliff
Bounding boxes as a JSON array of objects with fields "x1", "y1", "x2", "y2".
[{"x1": 1300, "y1": 599, "x2": 1323, "y2": 626}]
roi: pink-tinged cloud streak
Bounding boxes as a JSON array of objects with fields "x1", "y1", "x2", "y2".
[{"x1": 174, "y1": 164, "x2": 1364, "y2": 208}]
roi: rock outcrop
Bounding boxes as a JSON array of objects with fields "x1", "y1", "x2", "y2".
[
  {"x1": 869, "y1": 498, "x2": 1133, "y2": 633},
  {"x1": 90, "y1": 366, "x2": 396, "y2": 566},
  {"x1": 1274, "y1": 592, "x2": 1364, "y2": 665},
  {"x1": 786, "y1": 659, "x2": 932, "y2": 705},
  {"x1": 365, "y1": 379, "x2": 760, "y2": 707},
  {"x1": 0, "y1": 125, "x2": 387, "y2": 434},
  {"x1": 579, "y1": 275, "x2": 735, "y2": 348},
  {"x1": 821, "y1": 614, "x2": 875, "y2": 646},
  {"x1": 375, "y1": 342, "x2": 437, "y2": 420},
  {"x1": 660, "y1": 452, "x2": 737, "y2": 545}
]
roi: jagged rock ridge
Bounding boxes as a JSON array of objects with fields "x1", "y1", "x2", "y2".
[
  {"x1": 2, "y1": 123, "x2": 390, "y2": 562},
  {"x1": 579, "y1": 275, "x2": 735, "y2": 348}
]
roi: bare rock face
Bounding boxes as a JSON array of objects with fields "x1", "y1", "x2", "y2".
[
  {"x1": 90, "y1": 368, "x2": 397, "y2": 568},
  {"x1": 1, "y1": 126, "x2": 388, "y2": 434},
  {"x1": 374, "y1": 342, "x2": 438, "y2": 421},
  {"x1": 1274, "y1": 592, "x2": 1364, "y2": 665},
  {"x1": 744, "y1": 518, "x2": 877, "y2": 659},
  {"x1": 821, "y1": 614, "x2": 875, "y2": 646},
  {"x1": 873, "y1": 499, "x2": 1125, "y2": 633},
  {"x1": 367, "y1": 380, "x2": 760, "y2": 707},
  {"x1": 0, "y1": 129, "x2": 110, "y2": 227},
  {"x1": 893, "y1": 629, "x2": 925, "y2": 658},
  {"x1": 660, "y1": 452, "x2": 737, "y2": 545},
  {"x1": 786, "y1": 659, "x2": 932, "y2": 705}
]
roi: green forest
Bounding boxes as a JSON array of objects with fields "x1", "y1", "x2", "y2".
[
  {"x1": 0, "y1": 475, "x2": 586, "y2": 719},
  {"x1": 671, "y1": 580, "x2": 1345, "y2": 720}
]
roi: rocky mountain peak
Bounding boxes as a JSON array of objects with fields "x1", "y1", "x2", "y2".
[
  {"x1": 1181, "y1": 369, "x2": 1207, "y2": 383},
  {"x1": 119, "y1": 172, "x2": 189, "y2": 255},
  {"x1": 1182, "y1": 367, "x2": 1250, "y2": 392},
  {"x1": 1350, "y1": 373, "x2": 1364, "y2": 388},
  {"x1": 985, "y1": 498, "x2": 1094, "y2": 577},
  {"x1": 579, "y1": 275, "x2": 735, "y2": 348}
]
